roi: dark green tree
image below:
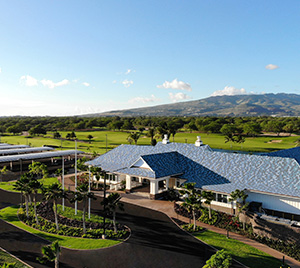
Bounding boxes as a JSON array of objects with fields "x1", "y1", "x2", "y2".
[
  {"x1": 38, "y1": 241, "x2": 61, "y2": 268},
  {"x1": 101, "y1": 192, "x2": 124, "y2": 233}
]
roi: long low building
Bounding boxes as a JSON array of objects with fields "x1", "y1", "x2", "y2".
[
  {"x1": 87, "y1": 135, "x2": 300, "y2": 220},
  {"x1": 0, "y1": 144, "x2": 85, "y2": 179}
]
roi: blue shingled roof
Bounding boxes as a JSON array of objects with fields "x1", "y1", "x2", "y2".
[
  {"x1": 140, "y1": 152, "x2": 184, "y2": 178},
  {"x1": 86, "y1": 142, "x2": 300, "y2": 198},
  {"x1": 263, "y1": 147, "x2": 300, "y2": 164}
]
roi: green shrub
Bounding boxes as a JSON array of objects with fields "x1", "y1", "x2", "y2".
[
  {"x1": 203, "y1": 249, "x2": 232, "y2": 268},
  {"x1": 181, "y1": 224, "x2": 204, "y2": 233},
  {"x1": 199, "y1": 208, "x2": 218, "y2": 225}
]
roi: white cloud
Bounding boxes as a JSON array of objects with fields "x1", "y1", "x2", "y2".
[
  {"x1": 40, "y1": 79, "x2": 69, "y2": 89},
  {"x1": 128, "y1": 94, "x2": 160, "y2": 104},
  {"x1": 82, "y1": 82, "x2": 90, "y2": 87},
  {"x1": 157, "y1": 78, "x2": 192, "y2": 91},
  {"x1": 125, "y1": 69, "x2": 133, "y2": 75},
  {"x1": 20, "y1": 75, "x2": 38, "y2": 87},
  {"x1": 211, "y1": 86, "x2": 247, "y2": 97},
  {"x1": 122, "y1": 79, "x2": 133, "y2": 88},
  {"x1": 169, "y1": 92, "x2": 191, "y2": 102},
  {"x1": 112, "y1": 80, "x2": 117, "y2": 84},
  {"x1": 0, "y1": 68, "x2": 2, "y2": 73},
  {"x1": 265, "y1": 64, "x2": 279, "y2": 70}
]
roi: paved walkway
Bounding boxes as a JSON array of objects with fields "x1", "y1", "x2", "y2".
[{"x1": 117, "y1": 192, "x2": 300, "y2": 268}]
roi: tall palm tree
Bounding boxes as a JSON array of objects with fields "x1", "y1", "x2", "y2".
[
  {"x1": 38, "y1": 241, "x2": 61, "y2": 268},
  {"x1": 29, "y1": 178, "x2": 43, "y2": 225},
  {"x1": 180, "y1": 183, "x2": 202, "y2": 231},
  {"x1": 70, "y1": 183, "x2": 96, "y2": 234},
  {"x1": 13, "y1": 174, "x2": 32, "y2": 218},
  {"x1": 229, "y1": 189, "x2": 248, "y2": 230},
  {"x1": 0, "y1": 166, "x2": 7, "y2": 182},
  {"x1": 43, "y1": 183, "x2": 66, "y2": 230},
  {"x1": 147, "y1": 128, "x2": 155, "y2": 142},
  {"x1": 28, "y1": 162, "x2": 48, "y2": 179},
  {"x1": 101, "y1": 193, "x2": 124, "y2": 233},
  {"x1": 202, "y1": 190, "x2": 214, "y2": 219},
  {"x1": 127, "y1": 132, "x2": 141, "y2": 145}
]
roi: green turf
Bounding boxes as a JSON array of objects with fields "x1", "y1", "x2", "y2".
[
  {"x1": 57, "y1": 204, "x2": 113, "y2": 224},
  {"x1": 0, "y1": 177, "x2": 59, "y2": 192},
  {"x1": 194, "y1": 230, "x2": 282, "y2": 268},
  {"x1": 0, "y1": 206, "x2": 120, "y2": 250},
  {"x1": 1, "y1": 131, "x2": 298, "y2": 155},
  {"x1": 0, "y1": 248, "x2": 29, "y2": 268}
]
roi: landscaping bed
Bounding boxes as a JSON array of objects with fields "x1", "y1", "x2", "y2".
[
  {"x1": 174, "y1": 203, "x2": 300, "y2": 262},
  {"x1": 0, "y1": 206, "x2": 120, "y2": 249},
  {"x1": 19, "y1": 202, "x2": 129, "y2": 240}
]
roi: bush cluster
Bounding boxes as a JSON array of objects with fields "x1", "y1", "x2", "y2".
[
  {"x1": 181, "y1": 224, "x2": 204, "y2": 233},
  {"x1": 198, "y1": 208, "x2": 218, "y2": 225},
  {"x1": 203, "y1": 249, "x2": 232, "y2": 268},
  {"x1": 174, "y1": 202, "x2": 300, "y2": 261},
  {"x1": 19, "y1": 207, "x2": 129, "y2": 240}
]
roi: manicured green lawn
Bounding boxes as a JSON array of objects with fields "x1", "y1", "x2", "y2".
[
  {"x1": 194, "y1": 230, "x2": 282, "y2": 268},
  {"x1": 1, "y1": 131, "x2": 298, "y2": 154},
  {"x1": 57, "y1": 205, "x2": 113, "y2": 224},
  {"x1": 0, "y1": 177, "x2": 59, "y2": 192},
  {"x1": 0, "y1": 206, "x2": 120, "y2": 250},
  {"x1": 0, "y1": 248, "x2": 29, "y2": 268}
]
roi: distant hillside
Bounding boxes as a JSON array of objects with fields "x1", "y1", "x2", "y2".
[{"x1": 83, "y1": 93, "x2": 300, "y2": 117}]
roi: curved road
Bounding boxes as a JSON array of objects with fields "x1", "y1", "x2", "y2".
[{"x1": 0, "y1": 189, "x2": 221, "y2": 268}]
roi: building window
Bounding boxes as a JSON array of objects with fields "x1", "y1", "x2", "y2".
[{"x1": 215, "y1": 193, "x2": 228, "y2": 203}]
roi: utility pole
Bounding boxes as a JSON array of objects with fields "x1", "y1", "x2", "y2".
[
  {"x1": 88, "y1": 165, "x2": 91, "y2": 219},
  {"x1": 75, "y1": 139, "x2": 77, "y2": 215},
  {"x1": 62, "y1": 156, "x2": 65, "y2": 211},
  {"x1": 105, "y1": 134, "x2": 108, "y2": 153}
]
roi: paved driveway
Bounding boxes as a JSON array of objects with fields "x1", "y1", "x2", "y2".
[{"x1": 0, "y1": 189, "x2": 217, "y2": 268}]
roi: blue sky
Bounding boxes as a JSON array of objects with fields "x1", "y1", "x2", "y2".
[{"x1": 0, "y1": 0, "x2": 299, "y2": 116}]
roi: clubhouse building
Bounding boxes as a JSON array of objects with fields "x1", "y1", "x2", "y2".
[{"x1": 87, "y1": 136, "x2": 300, "y2": 219}]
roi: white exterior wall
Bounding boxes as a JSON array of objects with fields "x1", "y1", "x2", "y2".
[{"x1": 248, "y1": 192, "x2": 300, "y2": 215}]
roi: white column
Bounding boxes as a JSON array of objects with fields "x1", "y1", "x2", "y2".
[
  {"x1": 126, "y1": 175, "x2": 132, "y2": 190},
  {"x1": 150, "y1": 180, "x2": 158, "y2": 195},
  {"x1": 165, "y1": 177, "x2": 169, "y2": 190},
  {"x1": 138, "y1": 177, "x2": 143, "y2": 183}
]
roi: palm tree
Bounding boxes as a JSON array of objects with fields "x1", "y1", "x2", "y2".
[
  {"x1": 53, "y1": 131, "x2": 61, "y2": 139},
  {"x1": 224, "y1": 133, "x2": 236, "y2": 149},
  {"x1": 38, "y1": 241, "x2": 60, "y2": 268},
  {"x1": 29, "y1": 178, "x2": 43, "y2": 225},
  {"x1": 28, "y1": 162, "x2": 48, "y2": 179},
  {"x1": 202, "y1": 190, "x2": 214, "y2": 219},
  {"x1": 0, "y1": 166, "x2": 7, "y2": 182},
  {"x1": 87, "y1": 134, "x2": 93, "y2": 144},
  {"x1": 229, "y1": 189, "x2": 248, "y2": 230},
  {"x1": 180, "y1": 183, "x2": 202, "y2": 231},
  {"x1": 70, "y1": 183, "x2": 96, "y2": 234},
  {"x1": 13, "y1": 174, "x2": 32, "y2": 218},
  {"x1": 127, "y1": 132, "x2": 141, "y2": 145},
  {"x1": 101, "y1": 193, "x2": 124, "y2": 233},
  {"x1": 43, "y1": 183, "x2": 66, "y2": 230},
  {"x1": 147, "y1": 128, "x2": 155, "y2": 143},
  {"x1": 66, "y1": 133, "x2": 71, "y2": 140}
]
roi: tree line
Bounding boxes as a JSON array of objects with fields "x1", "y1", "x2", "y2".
[{"x1": 0, "y1": 116, "x2": 300, "y2": 136}]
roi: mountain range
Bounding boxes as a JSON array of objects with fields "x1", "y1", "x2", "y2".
[{"x1": 83, "y1": 93, "x2": 300, "y2": 117}]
